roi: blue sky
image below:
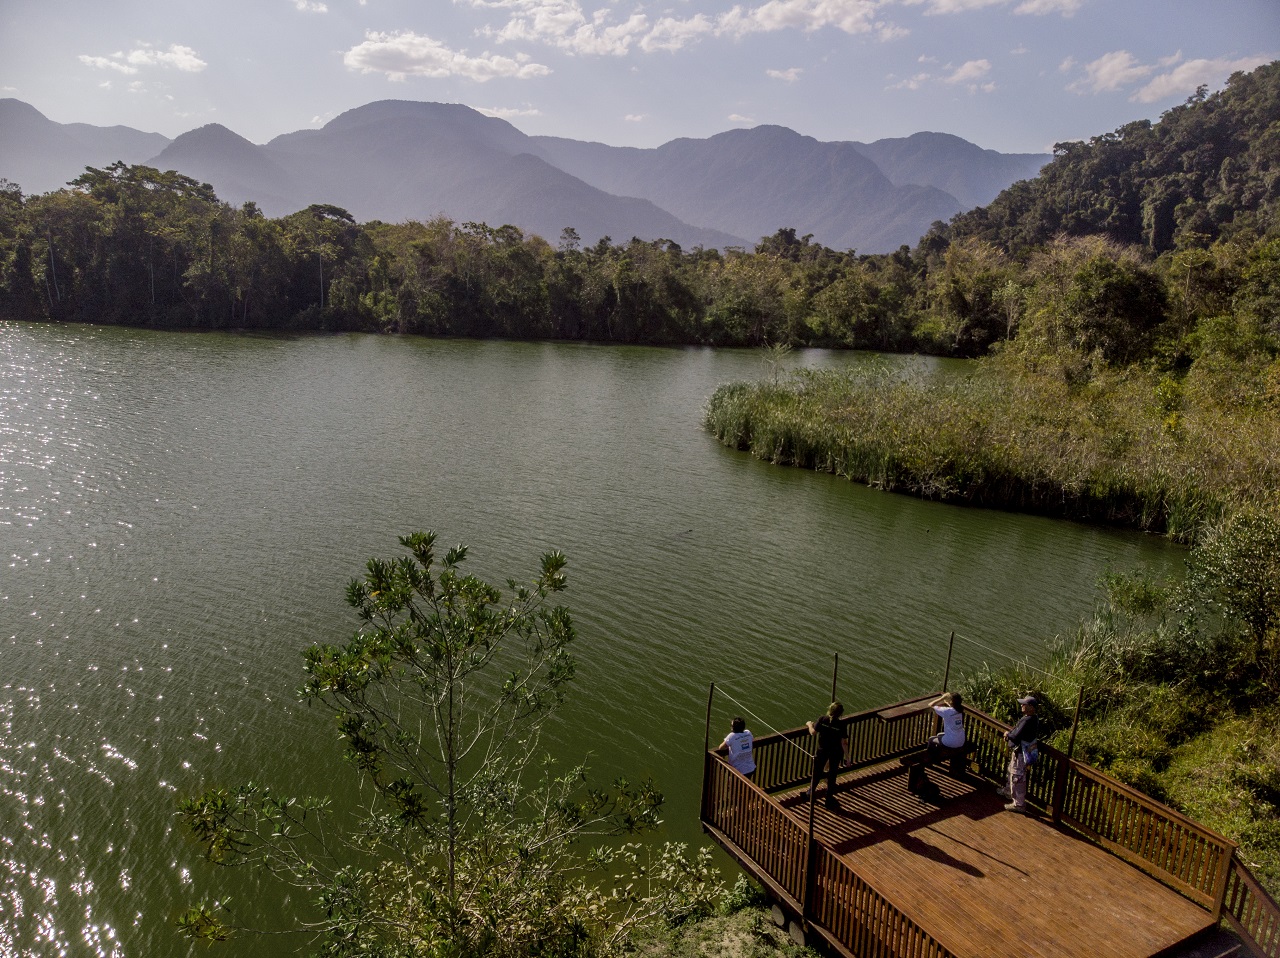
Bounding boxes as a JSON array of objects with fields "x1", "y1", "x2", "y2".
[{"x1": 1, "y1": 0, "x2": 1276, "y2": 154}]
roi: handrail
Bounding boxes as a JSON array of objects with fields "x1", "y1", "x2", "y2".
[
  {"x1": 748, "y1": 694, "x2": 936, "y2": 793},
  {"x1": 1223, "y1": 857, "x2": 1280, "y2": 958},
  {"x1": 702, "y1": 751, "x2": 953, "y2": 958},
  {"x1": 705, "y1": 696, "x2": 1277, "y2": 957},
  {"x1": 963, "y1": 708, "x2": 1238, "y2": 911}
]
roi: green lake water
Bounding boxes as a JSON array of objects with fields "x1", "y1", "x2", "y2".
[{"x1": 0, "y1": 321, "x2": 1183, "y2": 955}]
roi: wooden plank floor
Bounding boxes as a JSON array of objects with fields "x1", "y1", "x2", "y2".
[{"x1": 778, "y1": 763, "x2": 1215, "y2": 958}]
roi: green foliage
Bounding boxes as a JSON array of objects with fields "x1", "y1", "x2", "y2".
[
  {"x1": 179, "y1": 534, "x2": 720, "y2": 957},
  {"x1": 958, "y1": 519, "x2": 1280, "y2": 894},
  {"x1": 942, "y1": 62, "x2": 1280, "y2": 255}
]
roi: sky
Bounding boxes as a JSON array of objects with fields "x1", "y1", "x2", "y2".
[{"x1": 1, "y1": 0, "x2": 1276, "y2": 155}]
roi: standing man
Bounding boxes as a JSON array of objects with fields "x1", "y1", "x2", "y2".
[
  {"x1": 807, "y1": 701, "x2": 847, "y2": 809},
  {"x1": 1003, "y1": 694, "x2": 1039, "y2": 813}
]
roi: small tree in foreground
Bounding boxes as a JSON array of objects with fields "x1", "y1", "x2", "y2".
[{"x1": 178, "y1": 532, "x2": 720, "y2": 956}]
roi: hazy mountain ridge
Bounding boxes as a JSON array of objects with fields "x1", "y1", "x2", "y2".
[
  {"x1": 0, "y1": 98, "x2": 170, "y2": 196},
  {"x1": 1, "y1": 97, "x2": 1049, "y2": 253}
]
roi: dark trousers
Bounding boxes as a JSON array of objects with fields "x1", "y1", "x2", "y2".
[{"x1": 810, "y1": 751, "x2": 841, "y2": 802}]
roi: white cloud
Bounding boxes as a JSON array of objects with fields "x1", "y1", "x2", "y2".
[
  {"x1": 343, "y1": 31, "x2": 552, "y2": 80},
  {"x1": 1010, "y1": 44, "x2": 1028, "y2": 55},
  {"x1": 641, "y1": 15, "x2": 714, "y2": 52},
  {"x1": 728, "y1": 113, "x2": 754, "y2": 123},
  {"x1": 903, "y1": 0, "x2": 1004, "y2": 13},
  {"x1": 1066, "y1": 50, "x2": 1152, "y2": 93},
  {"x1": 886, "y1": 71, "x2": 931, "y2": 90},
  {"x1": 918, "y1": 54, "x2": 938, "y2": 63},
  {"x1": 476, "y1": 105, "x2": 544, "y2": 118},
  {"x1": 1013, "y1": 0, "x2": 1081, "y2": 15},
  {"x1": 80, "y1": 54, "x2": 139, "y2": 75},
  {"x1": 1131, "y1": 54, "x2": 1273, "y2": 103},
  {"x1": 944, "y1": 58, "x2": 991, "y2": 84},
  {"x1": 294, "y1": 0, "x2": 328, "y2": 11},
  {"x1": 624, "y1": 113, "x2": 647, "y2": 121},
  {"x1": 719, "y1": 0, "x2": 883, "y2": 39},
  {"x1": 465, "y1": 0, "x2": 902, "y2": 54},
  {"x1": 80, "y1": 44, "x2": 207, "y2": 75},
  {"x1": 766, "y1": 67, "x2": 803, "y2": 81},
  {"x1": 1058, "y1": 55, "x2": 1075, "y2": 72}
]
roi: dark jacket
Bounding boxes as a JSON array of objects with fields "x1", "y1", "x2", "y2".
[{"x1": 1007, "y1": 713, "x2": 1039, "y2": 746}]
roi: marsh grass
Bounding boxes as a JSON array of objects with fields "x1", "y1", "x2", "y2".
[{"x1": 704, "y1": 354, "x2": 1280, "y2": 541}]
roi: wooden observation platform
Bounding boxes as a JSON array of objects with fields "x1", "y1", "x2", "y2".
[{"x1": 700, "y1": 693, "x2": 1280, "y2": 958}]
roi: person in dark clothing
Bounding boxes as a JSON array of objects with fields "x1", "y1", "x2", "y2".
[
  {"x1": 1002, "y1": 694, "x2": 1040, "y2": 813},
  {"x1": 807, "y1": 701, "x2": 847, "y2": 809}
]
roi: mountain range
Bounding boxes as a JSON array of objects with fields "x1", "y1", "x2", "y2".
[{"x1": 0, "y1": 97, "x2": 1049, "y2": 253}]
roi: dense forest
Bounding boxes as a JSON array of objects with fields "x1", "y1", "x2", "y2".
[{"x1": 2, "y1": 61, "x2": 1275, "y2": 363}]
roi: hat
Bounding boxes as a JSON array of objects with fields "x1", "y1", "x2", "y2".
[{"x1": 1017, "y1": 695, "x2": 1038, "y2": 706}]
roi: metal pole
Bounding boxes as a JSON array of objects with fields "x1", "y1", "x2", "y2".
[
  {"x1": 831, "y1": 652, "x2": 839, "y2": 703},
  {"x1": 704, "y1": 682, "x2": 715, "y2": 755},
  {"x1": 942, "y1": 631, "x2": 956, "y2": 691}
]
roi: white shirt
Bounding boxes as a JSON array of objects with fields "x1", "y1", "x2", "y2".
[
  {"x1": 722, "y1": 730, "x2": 755, "y2": 774},
  {"x1": 933, "y1": 706, "x2": 965, "y2": 748}
]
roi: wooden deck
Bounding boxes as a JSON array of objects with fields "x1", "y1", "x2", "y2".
[
  {"x1": 777, "y1": 763, "x2": 1212, "y2": 958},
  {"x1": 700, "y1": 696, "x2": 1280, "y2": 958}
]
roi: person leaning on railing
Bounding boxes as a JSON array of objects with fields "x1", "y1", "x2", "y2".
[
  {"x1": 718, "y1": 716, "x2": 756, "y2": 779},
  {"x1": 1001, "y1": 695, "x2": 1040, "y2": 814},
  {"x1": 806, "y1": 701, "x2": 847, "y2": 809}
]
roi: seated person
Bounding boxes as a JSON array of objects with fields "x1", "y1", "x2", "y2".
[
  {"x1": 719, "y1": 716, "x2": 756, "y2": 778},
  {"x1": 908, "y1": 692, "x2": 965, "y2": 795},
  {"x1": 929, "y1": 691, "x2": 965, "y2": 752}
]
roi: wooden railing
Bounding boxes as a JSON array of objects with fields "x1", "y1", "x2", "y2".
[
  {"x1": 962, "y1": 708, "x2": 1238, "y2": 912},
  {"x1": 705, "y1": 696, "x2": 1280, "y2": 958},
  {"x1": 702, "y1": 753, "x2": 807, "y2": 905},
  {"x1": 703, "y1": 750, "x2": 953, "y2": 958},
  {"x1": 809, "y1": 844, "x2": 955, "y2": 958},
  {"x1": 749, "y1": 695, "x2": 937, "y2": 793},
  {"x1": 1224, "y1": 858, "x2": 1280, "y2": 958}
]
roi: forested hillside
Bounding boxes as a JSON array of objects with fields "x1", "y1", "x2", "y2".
[
  {"x1": 0, "y1": 62, "x2": 1275, "y2": 362},
  {"x1": 938, "y1": 61, "x2": 1280, "y2": 254}
]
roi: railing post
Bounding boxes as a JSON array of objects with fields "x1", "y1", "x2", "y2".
[
  {"x1": 1052, "y1": 685, "x2": 1085, "y2": 824},
  {"x1": 1212, "y1": 845, "x2": 1236, "y2": 922},
  {"x1": 802, "y1": 757, "x2": 818, "y2": 927},
  {"x1": 700, "y1": 683, "x2": 715, "y2": 828}
]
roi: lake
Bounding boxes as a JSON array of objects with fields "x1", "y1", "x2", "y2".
[{"x1": 0, "y1": 321, "x2": 1182, "y2": 956}]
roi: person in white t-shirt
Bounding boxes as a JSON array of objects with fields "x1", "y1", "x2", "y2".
[
  {"x1": 929, "y1": 692, "x2": 965, "y2": 750},
  {"x1": 719, "y1": 716, "x2": 756, "y2": 778}
]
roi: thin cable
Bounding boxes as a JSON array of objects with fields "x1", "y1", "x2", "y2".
[
  {"x1": 713, "y1": 685, "x2": 813, "y2": 757},
  {"x1": 713, "y1": 649, "x2": 842, "y2": 687},
  {"x1": 951, "y1": 631, "x2": 1081, "y2": 687}
]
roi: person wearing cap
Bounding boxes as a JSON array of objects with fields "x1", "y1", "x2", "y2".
[
  {"x1": 719, "y1": 716, "x2": 756, "y2": 779},
  {"x1": 1002, "y1": 694, "x2": 1040, "y2": 813},
  {"x1": 807, "y1": 701, "x2": 847, "y2": 809}
]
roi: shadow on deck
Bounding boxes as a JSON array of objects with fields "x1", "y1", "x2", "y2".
[{"x1": 701, "y1": 695, "x2": 1280, "y2": 958}]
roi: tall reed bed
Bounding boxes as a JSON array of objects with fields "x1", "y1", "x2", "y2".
[{"x1": 704, "y1": 357, "x2": 1280, "y2": 541}]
